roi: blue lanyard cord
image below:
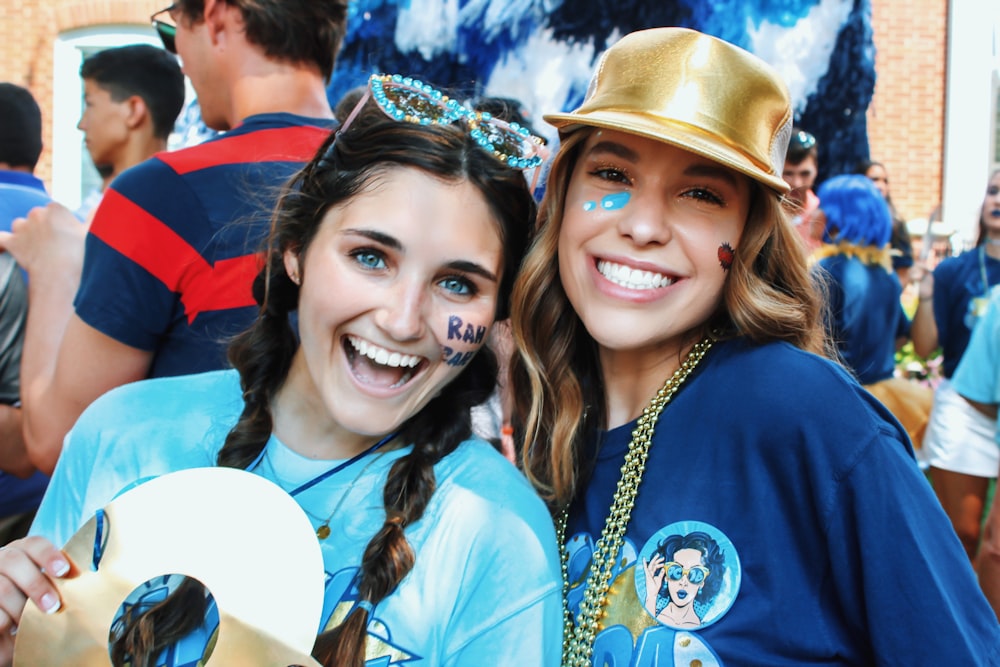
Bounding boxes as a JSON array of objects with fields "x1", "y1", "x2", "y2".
[{"x1": 247, "y1": 430, "x2": 400, "y2": 497}]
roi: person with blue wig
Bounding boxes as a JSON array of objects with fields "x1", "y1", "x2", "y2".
[{"x1": 812, "y1": 173, "x2": 931, "y2": 446}]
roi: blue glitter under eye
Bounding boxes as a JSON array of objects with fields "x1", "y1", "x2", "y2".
[{"x1": 600, "y1": 192, "x2": 631, "y2": 210}]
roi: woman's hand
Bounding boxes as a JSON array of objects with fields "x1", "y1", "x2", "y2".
[
  {"x1": 0, "y1": 537, "x2": 75, "y2": 666},
  {"x1": 642, "y1": 554, "x2": 666, "y2": 613}
]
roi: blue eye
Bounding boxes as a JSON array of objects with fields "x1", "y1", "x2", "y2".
[
  {"x1": 439, "y1": 276, "x2": 475, "y2": 296},
  {"x1": 352, "y1": 250, "x2": 386, "y2": 270}
]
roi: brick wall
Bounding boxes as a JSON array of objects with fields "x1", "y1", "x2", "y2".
[
  {"x1": 867, "y1": 0, "x2": 949, "y2": 225},
  {"x1": 0, "y1": 0, "x2": 159, "y2": 186}
]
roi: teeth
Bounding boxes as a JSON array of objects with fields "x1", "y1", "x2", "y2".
[
  {"x1": 347, "y1": 336, "x2": 421, "y2": 368},
  {"x1": 597, "y1": 260, "x2": 673, "y2": 290}
]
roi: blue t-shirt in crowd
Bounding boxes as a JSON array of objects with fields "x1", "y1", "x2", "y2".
[
  {"x1": 933, "y1": 246, "x2": 1000, "y2": 377},
  {"x1": 0, "y1": 170, "x2": 50, "y2": 233},
  {"x1": 815, "y1": 253, "x2": 909, "y2": 384}
]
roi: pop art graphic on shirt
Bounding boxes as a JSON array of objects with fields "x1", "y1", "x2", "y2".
[
  {"x1": 321, "y1": 566, "x2": 420, "y2": 665},
  {"x1": 634, "y1": 522, "x2": 740, "y2": 630},
  {"x1": 566, "y1": 521, "x2": 740, "y2": 665}
]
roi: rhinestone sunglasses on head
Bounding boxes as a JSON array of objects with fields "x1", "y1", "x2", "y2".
[{"x1": 341, "y1": 74, "x2": 547, "y2": 172}]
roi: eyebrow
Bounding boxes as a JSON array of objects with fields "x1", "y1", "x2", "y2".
[
  {"x1": 445, "y1": 260, "x2": 498, "y2": 283},
  {"x1": 586, "y1": 140, "x2": 641, "y2": 163},
  {"x1": 342, "y1": 228, "x2": 498, "y2": 283},
  {"x1": 587, "y1": 140, "x2": 742, "y2": 189},
  {"x1": 682, "y1": 163, "x2": 741, "y2": 189}
]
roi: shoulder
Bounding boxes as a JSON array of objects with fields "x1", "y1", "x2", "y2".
[
  {"x1": 435, "y1": 439, "x2": 546, "y2": 507},
  {"x1": 74, "y1": 369, "x2": 243, "y2": 440},
  {"x1": 158, "y1": 115, "x2": 332, "y2": 171},
  {"x1": 695, "y1": 339, "x2": 902, "y2": 439},
  {"x1": 433, "y1": 438, "x2": 553, "y2": 534},
  {"x1": 934, "y1": 251, "x2": 974, "y2": 278},
  {"x1": 705, "y1": 338, "x2": 849, "y2": 388}
]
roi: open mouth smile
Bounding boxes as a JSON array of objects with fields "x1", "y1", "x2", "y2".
[
  {"x1": 344, "y1": 335, "x2": 426, "y2": 389},
  {"x1": 597, "y1": 259, "x2": 675, "y2": 290}
]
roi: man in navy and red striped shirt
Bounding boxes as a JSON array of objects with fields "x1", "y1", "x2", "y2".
[{"x1": 0, "y1": 0, "x2": 347, "y2": 475}]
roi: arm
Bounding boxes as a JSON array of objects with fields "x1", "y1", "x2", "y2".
[
  {"x1": 909, "y1": 268, "x2": 938, "y2": 358},
  {"x1": 20, "y1": 316, "x2": 151, "y2": 474},
  {"x1": 0, "y1": 406, "x2": 32, "y2": 478},
  {"x1": 0, "y1": 204, "x2": 152, "y2": 474},
  {"x1": 830, "y1": 433, "x2": 1000, "y2": 660}
]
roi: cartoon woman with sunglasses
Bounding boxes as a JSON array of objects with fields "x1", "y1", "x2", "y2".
[{"x1": 640, "y1": 529, "x2": 729, "y2": 629}]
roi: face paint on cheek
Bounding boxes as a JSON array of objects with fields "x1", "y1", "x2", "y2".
[
  {"x1": 718, "y1": 242, "x2": 735, "y2": 271},
  {"x1": 600, "y1": 192, "x2": 630, "y2": 211},
  {"x1": 442, "y1": 314, "x2": 489, "y2": 367},
  {"x1": 583, "y1": 192, "x2": 631, "y2": 212}
]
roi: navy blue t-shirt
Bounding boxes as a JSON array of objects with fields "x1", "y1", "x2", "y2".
[
  {"x1": 933, "y1": 246, "x2": 1000, "y2": 377},
  {"x1": 566, "y1": 338, "x2": 1000, "y2": 665},
  {"x1": 815, "y1": 254, "x2": 909, "y2": 384}
]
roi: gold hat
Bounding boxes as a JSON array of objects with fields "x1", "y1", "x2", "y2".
[{"x1": 544, "y1": 27, "x2": 793, "y2": 194}]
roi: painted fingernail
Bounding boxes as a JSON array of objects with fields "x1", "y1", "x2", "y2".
[
  {"x1": 49, "y1": 558, "x2": 69, "y2": 577},
  {"x1": 39, "y1": 593, "x2": 60, "y2": 614}
]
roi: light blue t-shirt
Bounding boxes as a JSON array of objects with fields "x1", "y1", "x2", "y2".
[
  {"x1": 32, "y1": 369, "x2": 562, "y2": 666},
  {"x1": 953, "y1": 287, "x2": 1000, "y2": 446}
]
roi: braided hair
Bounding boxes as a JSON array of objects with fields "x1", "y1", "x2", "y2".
[
  {"x1": 229, "y1": 103, "x2": 533, "y2": 665},
  {"x1": 110, "y1": 99, "x2": 535, "y2": 667}
]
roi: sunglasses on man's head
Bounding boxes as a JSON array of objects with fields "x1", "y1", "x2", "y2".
[
  {"x1": 151, "y1": 3, "x2": 178, "y2": 54},
  {"x1": 789, "y1": 130, "x2": 817, "y2": 151}
]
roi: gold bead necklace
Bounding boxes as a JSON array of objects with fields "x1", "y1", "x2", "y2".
[{"x1": 557, "y1": 339, "x2": 712, "y2": 666}]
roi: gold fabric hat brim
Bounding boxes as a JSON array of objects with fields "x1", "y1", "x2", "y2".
[{"x1": 544, "y1": 110, "x2": 791, "y2": 195}]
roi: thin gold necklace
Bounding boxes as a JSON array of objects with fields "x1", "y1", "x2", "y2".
[
  {"x1": 557, "y1": 339, "x2": 712, "y2": 666},
  {"x1": 267, "y1": 449, "x2": 389, "y2": 539}
]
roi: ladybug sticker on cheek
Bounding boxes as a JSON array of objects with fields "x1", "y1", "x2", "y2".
[
  {"x1": 718, "y1": 242, "x2": 734, "y2": 271},
  {"x1": 441, "y1": 314, "x2": 488, "y2": 367}
]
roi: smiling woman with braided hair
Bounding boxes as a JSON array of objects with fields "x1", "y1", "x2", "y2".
[{"x1": 0, "y1": 75, "x2": 561, "y2": 667}]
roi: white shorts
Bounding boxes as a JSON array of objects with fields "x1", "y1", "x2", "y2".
[{"x1": 920, "y1": 378, "x2": 998, "y2": 477}]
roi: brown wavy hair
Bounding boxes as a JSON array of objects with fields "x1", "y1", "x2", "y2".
[
  {"x1": 109, "y1": 100, "x2": 535, "y2": 667},
  {"x1": 174, "y1": 0, "x2": 348, "y2": 80},
  {"x1": 509, "y1": 128, "x2": 829, "y2": 507}
]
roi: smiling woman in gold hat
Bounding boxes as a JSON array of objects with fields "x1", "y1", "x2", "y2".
[{"x1": 510, "y1": 27, "x2": 1000, "y2": 665}]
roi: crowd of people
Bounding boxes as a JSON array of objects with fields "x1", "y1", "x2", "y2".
[{"x1": 0, "y1": 4, "x2": 997, "y2": 665}]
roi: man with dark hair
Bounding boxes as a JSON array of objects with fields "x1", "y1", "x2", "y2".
[
  {"x1": 0, "y1": 0, "x2": 348, "y2": 474},
  {"x1": 782, "y1": 127, "x2": 822, "y2": 252},
  {"x1": 76, "y1": 44, "x2": 185, "y2": 219},
  {"x1": 0, "y1": 83, "x2": 50, "y2": 232}
]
